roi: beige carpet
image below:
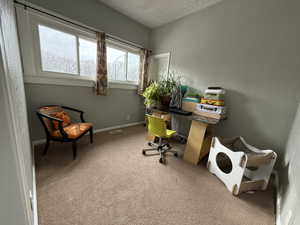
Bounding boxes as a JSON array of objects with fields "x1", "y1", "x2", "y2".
[{"x1": 35, "y1": 125, "x2": 275, "y2": 225}]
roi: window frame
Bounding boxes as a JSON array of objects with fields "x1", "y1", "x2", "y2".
[
  {"x1": 107, "y1": 40, "x2": 141, "y2": 85},
  {"x1": 30, "y1": 12, "x2": 97, "y2": 82},
  {"x1": 16, "y1": 5, "x2": 140, "y2": 89}
]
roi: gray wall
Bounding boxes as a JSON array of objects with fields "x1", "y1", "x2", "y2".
[
  {"x1": 23, "y1": 0, "x2": 150, "y2": 141},
  {"x1": 26, "y1": 0, "x2": 150, "y2": 47},
  {"x1": 26, "y1": 84, "x2": 145, "y2": 140},
  {"x1": 280, "y1": 104, "x2": 300, "y2": 225},
  {"x1": 150, "y1": 0, "x2": 300, "y2": 156}
]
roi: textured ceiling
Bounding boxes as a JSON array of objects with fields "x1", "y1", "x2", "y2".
[{"x1": 99, "y1": 0, "x2": 223, "y2": 28}]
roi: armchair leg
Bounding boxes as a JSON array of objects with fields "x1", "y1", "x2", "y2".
[
  {"x1": 72, "y1": 141, "x2": 77, "y2": 160},
  {"x1": 89, "y1": 128, "x2": 93, "y2": 144},
  {"x1": 43, "y1": 138, "x2": 50, "y2": 156}
]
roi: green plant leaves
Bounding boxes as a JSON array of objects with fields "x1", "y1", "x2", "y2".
[{"x1": 142, "y1": 70, "x2": 181, "y2": 107}]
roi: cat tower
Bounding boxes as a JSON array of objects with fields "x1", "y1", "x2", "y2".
[{"x1": 207, "y1": 136, "x2": 277, "y2": 195}]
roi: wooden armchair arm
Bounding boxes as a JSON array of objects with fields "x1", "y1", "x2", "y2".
[
  {"x1": 61, "y1": 106, "x2": 85, "y2": 122},
  {"x1": 37, "y1": 112, "x2": 63, "y2": 122},
  {"x1": 37, "y1": 112, "x2": 69, "y2": 139}
]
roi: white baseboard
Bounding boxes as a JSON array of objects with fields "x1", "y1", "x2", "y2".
[
  {"x1": 32, "y1": 139, "x2": 46, "y2": 147},
  {"x1": 32, "y1": 121, "x2": 145, "y2": 147},
  {"x1": 93, "y1": 121, "x2": 145, "y2": 133},
  {"x1": 273, "y1": 170, "x2": 282, "y2": 225}
]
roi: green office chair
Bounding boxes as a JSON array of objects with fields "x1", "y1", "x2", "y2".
[{"x1": 143, "y1": 114, "x2": 178, "y2": 164}]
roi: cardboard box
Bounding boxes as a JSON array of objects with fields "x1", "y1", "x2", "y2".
[{"x1": 182, "y1": 101, "x2": 198, "y2": 112}]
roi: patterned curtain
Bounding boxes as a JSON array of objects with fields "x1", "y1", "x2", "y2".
[
  {"x1": 138, "y1": 49, "x2": 151, "y2": 95},
  {"x1": 95, "y1": 32, "x2": 108, "y2": 95}
]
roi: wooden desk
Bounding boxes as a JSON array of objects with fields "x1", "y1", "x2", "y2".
[
  {"x1": 183, "y1": 115, "x2": 219, "y2": 165},
  {"x1": 145, "y1": 107, "x2": 223, "y2": 165}
]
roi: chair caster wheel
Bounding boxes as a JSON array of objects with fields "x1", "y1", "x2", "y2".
[
  {"x1": 142, "y1": 150, "x2": 146, "y2": 155},
  {"x1": 148, "y1": 142, "x2": 152, "y2": 146},
  {"x1": 159, "y1": 158, "x2": 165, "y2": 164},
  {"x1": 174, "y1": 152, "x2": 178, "y2": 157}
]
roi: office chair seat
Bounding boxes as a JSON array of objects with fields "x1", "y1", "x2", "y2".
[{"x1": 166, "y1": 129, "x2": 176, "y2": 138}]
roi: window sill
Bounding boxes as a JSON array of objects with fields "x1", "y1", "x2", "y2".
[
  {"x1": 24, "y1": 75, "x2": 95, "y2": 87},
  {"x1": 23, "y1": 75, "x2": 138, "y2": 90},
  {"x1": 109, "y1": 81, "x2": 138, "y2": 90}
]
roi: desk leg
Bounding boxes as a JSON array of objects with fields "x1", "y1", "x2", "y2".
[{"x1": 183, "y1": 120, "x2": 209, "y2": 165}]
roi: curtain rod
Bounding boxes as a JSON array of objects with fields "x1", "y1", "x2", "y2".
[{"x1": 14, "y1": 0, "x2": 146, "y2": 50}]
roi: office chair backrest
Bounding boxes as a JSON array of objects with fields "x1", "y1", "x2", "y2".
[{"x1": 146, "y1": 114, "x2": 167, "y2": 137}]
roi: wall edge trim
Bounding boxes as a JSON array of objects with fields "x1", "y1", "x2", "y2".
[
  {"x1": 273, "y1": 170, "x2": 282, "y2": 225},
  {"x1": 32, "y1": 157, "x2": 38, "y2": 225}
]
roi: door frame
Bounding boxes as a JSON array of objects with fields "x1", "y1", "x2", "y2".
[
  {"x1": 0, "y1": 2, "x2": 35, "y2": 225},
  {"x1": 148, "y1": 52, "x2": 171, "y2": 81}
]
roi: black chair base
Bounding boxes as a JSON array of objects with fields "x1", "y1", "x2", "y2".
[
  {"x1": 142, "y1": 138, "x2": 178, "y2": 164},
  {"x1": 42, "y1": 128, "x2": 93, "y2": 160}
]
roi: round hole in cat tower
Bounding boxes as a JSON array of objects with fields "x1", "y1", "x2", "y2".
[{"x1": 216, "y1": 152, "x2": 233, "y2": 174}]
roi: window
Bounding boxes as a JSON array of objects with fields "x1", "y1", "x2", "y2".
[
  {"x1": 79, "y1": 38, "x2": 97, "y2": 76},
  {"x1": 107, "y1": 45, "x2": 140, "y2": 83},
  {"x1": 16, "y1": 6, "x2": 141, "y2": 88},
  {"x1": 38, "y1": 24, "x2": 97, "y2": 77},
  {"x1": 38, "y1": 24, "x2": 140, "y2": 84},
  {"x1": 39, "y1": 25, "x2": 78, "y2": 74}
]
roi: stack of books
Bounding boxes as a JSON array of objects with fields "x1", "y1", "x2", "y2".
[{"x1": 194, "y1": 87, "x2": 226, "y2": 120}]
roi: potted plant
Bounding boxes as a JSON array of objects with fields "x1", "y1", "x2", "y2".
[
  {"x1": 142, "y1": 81, "x2": 160, "y2": 108},
  {"x1": 143, "y1": 71, "x2": 181, "y2": 110}
]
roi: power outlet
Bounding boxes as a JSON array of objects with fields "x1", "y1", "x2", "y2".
[{"x1": 126, "y1": 114, "x2": 131, "y2": 121}]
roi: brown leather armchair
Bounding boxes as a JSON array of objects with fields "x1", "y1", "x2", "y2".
[{"x1": 37, "y1": 105, "x2": 93, "y2": 159}]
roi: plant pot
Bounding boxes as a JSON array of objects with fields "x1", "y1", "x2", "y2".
[{"x1": 159, "y1": 95, "x2": 171, "y2": 110}]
